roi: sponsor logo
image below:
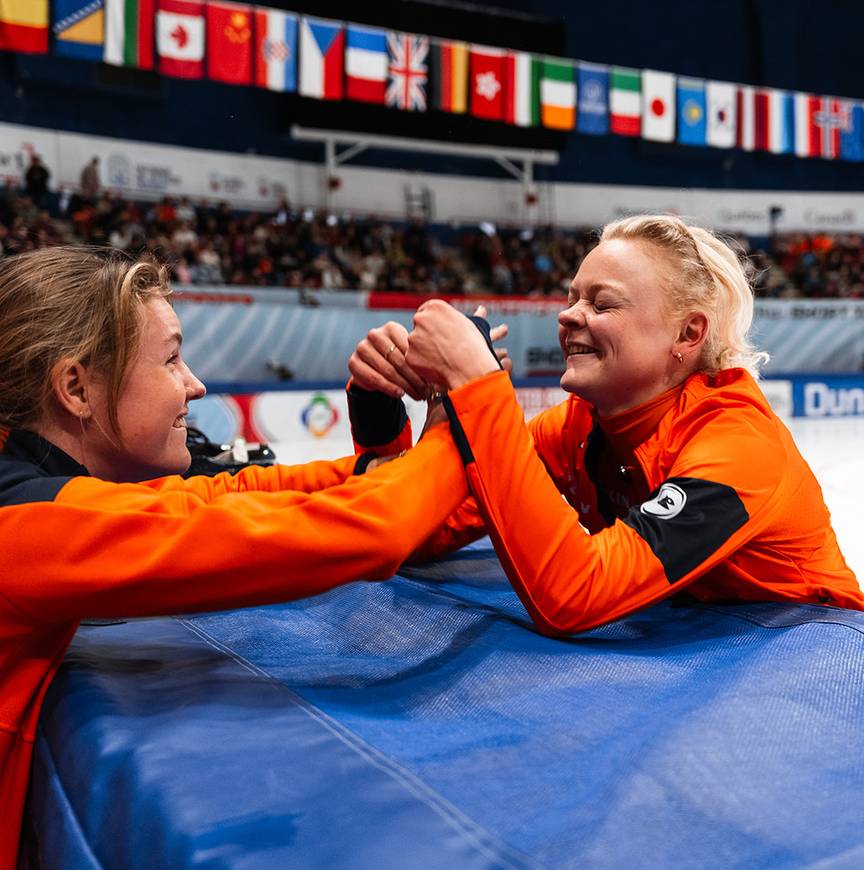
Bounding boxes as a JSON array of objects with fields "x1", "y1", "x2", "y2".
[
  {"x1": 803, "y1": 383, "x2": 864, "y2": 417},
  {"x1": 526, "y1": 346, "x2": 564, "y2": 375},
  {"x1": 301, "y1": 393, "x2": 339, "y2": 438},
  {"x1": 640, "y1": 482, "x2": 687, "y2": 519},
  {"x1": 106, "y1": 153, "x2": 131, "y2": 187}
]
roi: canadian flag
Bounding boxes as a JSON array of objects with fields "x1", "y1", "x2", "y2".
[{"x1": 157, "y1": 0, "x2": 205, "y2": 79}]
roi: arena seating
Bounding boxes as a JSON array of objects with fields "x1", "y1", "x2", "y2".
[{"x1": 2, "y1": 181, "x2": 863, "y2": 299}]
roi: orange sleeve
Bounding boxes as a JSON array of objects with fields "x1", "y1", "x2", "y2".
[
  {"x1": 444, "y1": 371, "x2": 785, "y2": 635},
  {"x1": 0, "y1": 423, "x2": 469, "y2": 624}
]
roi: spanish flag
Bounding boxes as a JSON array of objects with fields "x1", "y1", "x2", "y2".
[{"x1": 0, "y1": 0, "x2": 48, "y2": 53}]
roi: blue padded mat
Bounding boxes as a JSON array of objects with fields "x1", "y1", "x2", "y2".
[{"x1": 29, "y1": 543, "x2": 864, "y2": 868}]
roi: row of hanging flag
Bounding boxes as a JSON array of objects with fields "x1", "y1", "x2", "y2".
[{"x1": 2, "y1": 0, "x2": 864, "y2": 161}]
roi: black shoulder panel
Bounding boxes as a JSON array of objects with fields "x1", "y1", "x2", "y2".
[
  {"x1": 0, "y1": 461, "x2": 71, "y2": 507},
  {"x1": 623, "y1": 476, "x2": 750, "y2": 584}
]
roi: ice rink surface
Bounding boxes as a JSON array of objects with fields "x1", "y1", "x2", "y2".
[{"x1": 789, "y1": 416, "x2": 864, "y2": 588}]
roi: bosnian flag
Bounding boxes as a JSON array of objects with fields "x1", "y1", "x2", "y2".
[
  {"x1": 156, "y1": 0, "x2": 204, "y2": 79},
  {"x1": 299, "y1": 16, "x2": 343, "y2": 100},
  {"x1": 345, "y1": 25, "x2": 388, "y2": 103},
  {"x1": 254, "y1": 8, "x2": 296, "y2": 92}
]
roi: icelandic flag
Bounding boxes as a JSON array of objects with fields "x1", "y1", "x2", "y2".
[
  {"x1": 345, "y1": 24, "x2": 388, "y2": 103},
  {"x1": 840, "y1": 102, "x2": 864, "y2": 162},
  {"x1": 677, "y1": 77, "x2": 707, "y2": 146},
  {"x1": 254, "y1": 8, "x2": 296, "y2": 92},
  {"x1": 299, "y1": 16, "x2": 343, "y2": 100},
  {"x1": 577, "y1": 62, "x2": 608, "y2": 135}
]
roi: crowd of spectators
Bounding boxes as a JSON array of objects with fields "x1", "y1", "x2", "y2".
[{"x1": 2, "y1": 168, "x2": 864, "y2": 300}]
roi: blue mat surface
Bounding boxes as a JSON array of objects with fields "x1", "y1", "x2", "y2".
[{"x1": 28, "y1": 543, "x2": 864, "y2": 868}]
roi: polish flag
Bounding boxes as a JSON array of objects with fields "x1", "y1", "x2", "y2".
[{"x1": 157, "y1": 0, "x2": 204, "y2": 79}]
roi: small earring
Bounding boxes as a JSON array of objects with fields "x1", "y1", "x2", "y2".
[{"x1": 674, "y1": 351, "x2": 684, "y2": 364}]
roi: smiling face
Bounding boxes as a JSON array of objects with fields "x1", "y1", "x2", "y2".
[
  {"x1": 84, "y1": 296, "x2": 206, "y2": 482},
  {"x1": 558, "y1": 238, "x2": 687, "y2": 416}
]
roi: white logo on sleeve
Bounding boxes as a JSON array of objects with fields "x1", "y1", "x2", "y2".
[{"x1": 640, "y1": 483, "x2": 687, "y2": 519}]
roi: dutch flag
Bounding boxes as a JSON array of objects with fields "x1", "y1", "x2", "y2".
[{"x1": 345, "y1": 25, "x2": 388, "y2": 104}]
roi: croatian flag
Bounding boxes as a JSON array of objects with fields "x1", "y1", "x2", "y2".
[
  {"x1": 254, "y1": 8, "x2": 296, "y2": 92},
  {"x1": 299, "y1": 16, "x2": 343, "y2": 100},
  {"x1": 345, "y1": 24, "x2": 388, "y2": 103}
]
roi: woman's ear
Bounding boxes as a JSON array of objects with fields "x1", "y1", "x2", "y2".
[
  {"x1": 50, "y1": 358, "x2": 93, "y2": 420},
  {"x1": 675, "y1": 312, "x2": 709, "y2": 356}
]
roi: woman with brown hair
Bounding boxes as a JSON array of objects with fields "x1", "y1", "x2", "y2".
[
  {"x1": 351, "y1": 214, "x2": 862, "y2": 634},
  {"x1": 0, "y1": 246, "x2": 474, "y2": 865}
]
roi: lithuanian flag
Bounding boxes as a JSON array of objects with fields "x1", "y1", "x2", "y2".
[{"x1": 0, "y1": 0, "x2": 48, "y2": 53}]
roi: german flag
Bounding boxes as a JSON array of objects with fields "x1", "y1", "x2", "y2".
[
  {"x1": 0, "y1": 0, "x2": 48, "y2": 53},
  {"x1": 427, "y1": 38, "x2": 468, "y2": 114}
]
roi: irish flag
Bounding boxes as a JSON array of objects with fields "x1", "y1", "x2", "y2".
[
  {"x1": 539, "y1": 57, "x2": 576, "y2": 130},
  {"x1": 610, "y1": 67, "x2": 641, "y2": 136}
]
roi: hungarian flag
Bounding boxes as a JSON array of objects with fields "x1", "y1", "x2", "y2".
[
  {"x1": 539, "y1": 57, "x2": 576, "y2": 130},
  {"x1": 157, "y1": 0, "x2": 204, "y2": 78},
  {"x1": 105, "y1": 0, "x2": 155, "y2": 69},
  {"x1": 641, "y1": 69, "x2": 675, "y2": 142},
  {"x1": 206, "y1": 0, "x2": 252, "y2": 85},
  {"x1": 345, "y1": 24, "x2": 388, "y2": 104},
  {"x1": 298, "y1": 16, "x2": 343, "y2": 100},
  {"x1": 795, "y1": 95, "x2": 845, "y2": 159},
  {"x1": 0, "y1": 0, "x2": 48, "y2": 53},
  {"x1": 469, "y1": 45, "x2": 505, "y2": 121},
  {"x1": 254, "y1": 7, "x2": 296, "y2": 92},
  {"x1": 427, "y1": 38, "x2": 467, "y2": 113},
  {"x1": 706, "y1": 80, "x2": 735, "y2": 148},
  {"x1": 502, "y1": 51, "x2": 538, "y2": 126},
  {"x1": 609, "y1": 67, "x2": 641, "y2": 136}
]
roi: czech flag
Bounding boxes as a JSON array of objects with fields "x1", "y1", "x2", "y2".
[
  {"x1": 254, "y1": 8, "x2": 296, "y2": 92},
  {"x1": 299, "y1": 16, "x2": 343, "y2": 100},
  {"x1": 345, "y1": 24, "x2": 387, "y2": 104}
]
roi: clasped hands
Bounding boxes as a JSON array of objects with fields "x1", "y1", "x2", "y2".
[{"x1": 348, "y1": 300, "x2": 511, "y2": 402}]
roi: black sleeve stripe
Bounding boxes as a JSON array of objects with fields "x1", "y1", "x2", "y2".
[
  {"x1": 466, "y1": 315, "x2": 504, "y2": 370},
  {"x1": 347, "y1": 385, "x2": 409, "y2": 448},
  {"x1": 623, "y1": 476, "x2": 750, "y2": 584},
  {"x1": 442, "y1": 395, "x2": 475, "y2": 465}
]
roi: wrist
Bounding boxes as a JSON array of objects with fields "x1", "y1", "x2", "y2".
[{"x1": 445, "y1": 359, "x2": 500, "y2": 390}]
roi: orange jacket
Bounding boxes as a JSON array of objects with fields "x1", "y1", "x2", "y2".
[
  {"x1": 384, "y1": 369, "x2": 860, "y2": 634},
  {"x1": 0, "y1": 425, "x2": 468, "y2": 866}
]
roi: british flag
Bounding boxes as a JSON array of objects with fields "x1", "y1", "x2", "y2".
[{"x1": 386, "y1": 32, "x2": 428, "y2": 111}]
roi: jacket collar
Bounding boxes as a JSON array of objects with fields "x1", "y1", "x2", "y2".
[{"x1": 0, "y1": 429, "x2": 90, "y2": 477}]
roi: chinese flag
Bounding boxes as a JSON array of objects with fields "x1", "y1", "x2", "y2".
[
  {"x1": 206, "y1": 0, "x2": 252, "y2": 85},
  {"x1": 469, "y1": 46, "x2": 505, "y2": 121}
]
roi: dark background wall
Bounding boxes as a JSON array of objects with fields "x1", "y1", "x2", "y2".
[{"x1": 2, "y1": 0, "x2": 862, "y2": 190}]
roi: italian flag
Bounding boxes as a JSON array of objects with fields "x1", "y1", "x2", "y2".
[
  {"x1": 104, "y1": 0, "x2": 156, "y2": 69},
  {"x1": 610, "y1": 67, "x2": 641, "y2": 136},
  {"x1": 539, "y1": 57, "x2": 576, "y2": 130},
  {"x1": 503, "y1": 51, "x2": 539, "y2": 126}
]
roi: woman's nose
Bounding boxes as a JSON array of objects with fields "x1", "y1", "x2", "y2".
[
  {"x1": 558, "y1": 300, "x2": 585, "y2": 328},
  {"x1": 185, "y1": 366, "x2": 207, "y2": 400}
]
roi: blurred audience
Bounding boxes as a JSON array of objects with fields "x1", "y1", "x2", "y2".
[{"x1": 0, "y1": 177, "x2": 862, "y2": 299}]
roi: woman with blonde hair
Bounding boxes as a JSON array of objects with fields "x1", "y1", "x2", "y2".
[
  {"x1": 350, "y1": 214, "x2": 862, "y2": 634},
  {"x1": 0, "y1": 246, "x2": 474, "y2": 866}
]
